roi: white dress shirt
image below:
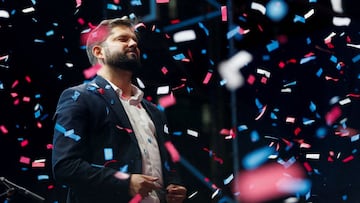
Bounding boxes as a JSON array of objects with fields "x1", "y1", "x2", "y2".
[{"x1": 108, "y1": 81, "x2": 163, "y2": 203}]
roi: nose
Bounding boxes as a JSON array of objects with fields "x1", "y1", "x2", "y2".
[{"x1": 128, "y1": 38, "x2": 138, "y2": 48}]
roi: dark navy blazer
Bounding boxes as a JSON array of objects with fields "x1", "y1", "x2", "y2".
[{"x1": 52, "y1": 75, "x2": 181, "y2": 203}]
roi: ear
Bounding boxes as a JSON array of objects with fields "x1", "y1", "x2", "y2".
[{"x1": 92, "y1": 45, "x2": 104, "y2": 60}]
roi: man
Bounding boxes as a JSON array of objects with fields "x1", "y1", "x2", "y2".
[{"x1": 52, "y1": 17, "x2": 187, "y2": 203}]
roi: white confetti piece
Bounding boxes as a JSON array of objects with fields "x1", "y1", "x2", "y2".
[
  {"x1": 173, "y1": 30, "x2": 196, "y2": 43},
  {"x1": 218, "y1": 51, "x2": 252, "y2": 90}
]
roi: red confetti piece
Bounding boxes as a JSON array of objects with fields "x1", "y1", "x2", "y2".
[
  {"x1": 221, "y1": 6, "x2": 227, "y2": 21},
  {"x1": 164, "y1": 141, "x2": 180, "y2": 163},
  {"x1": 247, "y1": 74, "x2": 256, "y2": 85},
  {"x1": 32, "y1": 162, "x2": 45, "y2": 168},
  {"x1": 325, "y1": 106, "x2": 341, "y2": 125},
  {"x1": 0, "y1": 125, "x2": 9, "y2": 134},
  {"x1": 11, "y1": 80, "x2": 19, "y2": 88},
  {"x1": 116, "y1": 125, "x2": 133, "y2": 133},
  {"x1": 202, "y1": 72, "x2": 212, "y2": 85},
  {"x1": 23, "y1": 96, "x2": 30, "y2": 102},
  {"x1": 303, "y1": 162, "x2": 312, "y2": 172},
  {"x1": 294, "y1": 127, "x2": 301, "y2": 136},
  {"x1": 19, "y1": 156, "x2": 31, "y2": 164},
  {"x1": 37, "y1": 121, "x2": 43, "y2": 128},
  {"x1": 234, "y1": 163, "x2": 306, "y2": 203},
  {"x1": 161, "y1": 66, "x2": 168, "y2": 75},
  {"x1": 10, "y1": 93, "x2": 18, "y2": 98},
  {"x1": 83, "y1": 64, "x2": 101, "y2": 79},
  {"x1": 46, "y1": 144, "x2": 53, "y2": 150},
  {"x1": 129, "y1": 194, "x2": 142, "y2": 203},
  {"x1": 20, "y1": 139, "x2": 29, "y2": 147},
  {"x1": 13, "y1": 98, "x2": 20, "y2": 105},
  {"x1": 158, "y1": 93, "x2": 176, "y2": 108},
  {"x1": 278, "y1": 61, "x2": 286, "y2": 69},
  {"x1": 156, "y1": 0, "x2": 169, "y2": 3},
  {"x1": 342, "y1": 155, "x2": 354, "y2": 163},
  {"x1": 48, "y1": 185, "x2": 54, "y2": 190},
  {"x1": 25, "y1": 75, "x2": 31, "y2": 83}
]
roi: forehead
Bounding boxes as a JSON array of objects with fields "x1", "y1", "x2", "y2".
[{"x1": 108, "y1": 25, "x2": 137, "y2": 38}]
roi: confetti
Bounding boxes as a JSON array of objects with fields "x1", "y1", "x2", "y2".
[
  {"x1": 218, "y1": 50, "x2": 253, "y2": 90},
  {"x1": 173, "y1": 30, "x2": 196, "y2": 43}
]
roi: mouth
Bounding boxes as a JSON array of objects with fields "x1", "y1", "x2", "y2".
[{"x1": 127, "y1": 50, "x2": 138, "y2": 58}]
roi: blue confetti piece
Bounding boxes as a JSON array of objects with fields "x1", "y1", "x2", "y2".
[
  {"x1": 71, "y1": 90, "x2": 80, "y2": 101},
  {"x1": 107, "y1": 3, "x2": 121, "y2": 10},
  {"x1": 173, "y1": 131, "x2": 182, "y2": 136},
  {"x1": 300, "y1": 56, "x2": 316, "y2": 64},
  {"x1": 330, "y1": 55, "x2": 337, "y2": 63},
  {"x1": 34, "y1": 39, "x2": 45, "y2": 43},
  {"x1": 238, "y1": 125, "x2": 248, "y2": 132},
  {"x1": 173, "y1": 53, "x2": 186, "y2": 60},
  {"x1": 119, "y1": 165, "x2": 129, "y2": 173},
  {"x1": 157, "y1": 104, "x2": 165, "y2": 111},
  {"x1": 37, "y1": 175, "x2": 49, "y2": 181},
  {"x1": 242, "y1": 146, "x2": 275, "y2": 170},
  {"x1": 46, "y1": 30, "x2": 54, "y2": 36},
  {"x1": 250, "y1": 130, "x2": 260, "y2": 142},
  {"x1": 226, "y1": 26, "x2": 241, "y2": 40},
  {"x1": 201, "y1": 49, "x2": 207, "y2": 54},
  {"x1": 306, "y1": 37, "x2": 311, "y2": 44},
  {"x1": 169, "y1": 46, "x2": 178, "y2": 51},
  {"x1": 198, "y1": 22, "x2": 209, "y2": 36},
  {"x1": 316, "y1": 126, "x2": 328, "y2": 139},
  {"x1": 352, "y1": 54, "x2": 360, "y2": 63},
  {"x1": 316, "y1": 68, "x2": 323, "y2": 77},
  {"x1": 270, "y1": 112, "x2": 277, "y2": 119},
  {"x1": 303, "y1": 117, "x2": 315, "y2": 125},
  {"x1": 142, "y1": 53, "x2": 148, "y2": 59},
  {"x1": 104, "y1": 148, "x2": 113, "y2": 160},
  {"x1": 186, "y1": 86, "x2": 193, "y2": 93},
  {"x1": 309, "y1": 101, "x2": 316, "y2": 112},
  {"x1": 255, "y1": 98, "x2": 263, "y2": 109},
  {"x1": 342, "y1": 195, "x2": 348, "y2": 201},
  {"x1": 262, "y1": 55, "x2": 270, "y2": 61},
  {"x1": 266, "y1": 40, "x2": 279, "y2": 52},
  {"x1": 309, "y1": 0, "x2": 317, "y2": 2},
  {"x1": 336, "y1": 63, "x2": 342, "y2": 70},
  {"x1": 293, "y1": 15, "x2": 305, "y2": 23},
  {"x1": 34, "y1": 110, "x2": 41, "y2": 118},
  {"x1": 55, "y1": 123, "x2": 66, "y2": 133},
  {"x1": 130, "y1": 0, "x2": 142, "y2": 6},
  {"x1": 64, "y1": 129, "x2": 81, "y2": 141}
]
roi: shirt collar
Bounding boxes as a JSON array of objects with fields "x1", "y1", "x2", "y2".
[{"x1": 106, "y1": 80, "x2": 144, "y2": 106}]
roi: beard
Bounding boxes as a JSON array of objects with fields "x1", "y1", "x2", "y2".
[{"x1": 104, "y1": 48, "x2": 142, "y2": 74}]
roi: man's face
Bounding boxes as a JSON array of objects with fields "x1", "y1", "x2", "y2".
[{"x1": 102, "y1": 25, "x2": 141, "y2": 72}]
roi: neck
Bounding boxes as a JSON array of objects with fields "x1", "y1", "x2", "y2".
[{"x1": 97, "y1": 65, "x2": 133, "y2": 98}]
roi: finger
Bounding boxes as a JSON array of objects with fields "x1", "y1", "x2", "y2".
[{"x1": 142, "y1": 175, "x2": 159, "y2": 181}]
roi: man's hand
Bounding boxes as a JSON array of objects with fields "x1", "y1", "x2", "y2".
[
  {"x1": 129, "y1": 174, "x2": 161, "y2": 198},
  {"x1": 166, "y1": 184, "x2": 187, "y2": 203}
]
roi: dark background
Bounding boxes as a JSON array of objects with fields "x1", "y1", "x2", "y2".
[{"x1": 1, "y1": 0, "x2": 360, "y2": 202}]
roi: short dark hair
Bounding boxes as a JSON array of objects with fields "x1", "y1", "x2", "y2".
[{"x1": 85, "y1": 17, "x2": 138, "y2": 65}]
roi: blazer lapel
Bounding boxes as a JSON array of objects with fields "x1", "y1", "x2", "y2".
[{"x1": 90, "y1": 75, "x2": 138, "y2": 143}]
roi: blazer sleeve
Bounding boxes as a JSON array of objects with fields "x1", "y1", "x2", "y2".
[{"x1": 51, "y1": 86, "x2": 130, "y2": 196}]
